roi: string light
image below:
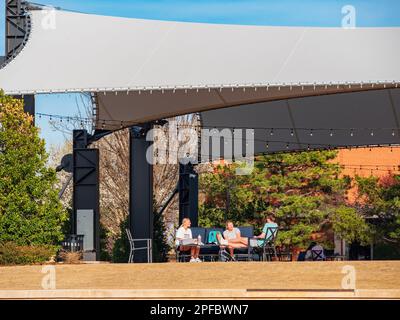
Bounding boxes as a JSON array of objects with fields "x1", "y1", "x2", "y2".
[{"x1": 34, "y1": 113, "x2": 400, "y2": 133}]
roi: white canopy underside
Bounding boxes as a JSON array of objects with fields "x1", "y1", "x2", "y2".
[{"x1": 0, "y1": 9, "x2": 399, "y2": 133}]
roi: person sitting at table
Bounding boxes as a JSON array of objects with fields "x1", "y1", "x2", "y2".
[
  {"x1": 175, "y1": 218, "x2": 201, "y2": 263},
  {"x1": 216, "y1": 221, "x2": 248, "y2": 259},
  {"x1": 253, "y1": 215, "x2": 279, "y2": 247}
]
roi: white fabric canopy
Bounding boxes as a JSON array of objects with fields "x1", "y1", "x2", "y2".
[{"x1": 0, "y1": 8, "x2": 399, "y2": 129}]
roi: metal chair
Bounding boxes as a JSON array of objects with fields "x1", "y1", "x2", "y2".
[
  {"x1": 125, "y1": 229, "x2": 153, "y2": 263},
  {"x1": 259, "y1": 226, "x2": 279, "y2": 261},
  {"x1": 311, "y1": 249, "x2": 325, "y2": 261}
]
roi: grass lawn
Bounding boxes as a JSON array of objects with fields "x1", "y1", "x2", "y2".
[{"x1": 0, "y1": 261, "x2": 399, "y2": 291}]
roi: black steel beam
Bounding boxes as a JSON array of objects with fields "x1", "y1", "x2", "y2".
[
  {"x1": 129, "y1": 125, "x2": 153, "y2": 263},
  {"x1": 178, "y1": 162, "x2": 199, "y2": 227},
  {"x1": 5, "y1": 0, "x2": 28, "y2": 60},
  {"x1": 11, "y1": 95, "x2": 35, "y2": 122},
  {"x1": 5, "y1": 1, "x2": 35, "y2": 120},
  {"x1": 72, "y1": 130, "x2": 100, "y2": 261}
]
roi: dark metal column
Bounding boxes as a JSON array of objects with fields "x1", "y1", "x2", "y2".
[
  {"x1": 72, "y1": 130, "x2": 100, "y2": 261},
  {"x1": 12, "y1": 94, "x2": 35, "y2": 122},
  {"x1": 5, "y1": 1, "x2": 35, "y2": 120},
  {"x1": 129, "y1": 125, "x2": 153, "y2": 263},
  {"x1": 5, "y1": 0, "x2": 27, "y2": 60},
  {"x1": 178, "y1": 162, "x2": 199, "y2": 227}
]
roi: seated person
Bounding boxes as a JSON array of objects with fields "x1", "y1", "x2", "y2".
[
  {"x1": 175, "y1": 218, "x2": 201, "y2": 263},
  {"x1": 217, "y1": 221, "x2": 248, "y2": 259},
  {"x1": 252, "y1": 215, "x2": 279, "y2": 247},
  {"x1": 305, "y1": 242, "x2": 325, "y2": 261}
]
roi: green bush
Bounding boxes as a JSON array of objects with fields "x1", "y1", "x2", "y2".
[
  {"x1": 112, "y1": 218, "x2": 130, "y2": 263},
  {"x1": 0, "y1": 242, "x2": 57, "y2": 265}
]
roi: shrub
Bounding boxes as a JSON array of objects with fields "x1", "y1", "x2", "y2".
[
  {"x1": 0, "y1": 242, "x2": 56, "y2": 265},
  {"x1": 58, "y1": 250, "x2": 82, "y2": 264}
]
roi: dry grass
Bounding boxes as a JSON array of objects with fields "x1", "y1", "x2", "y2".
[
  {"x1": 58, "y1": 251, "x2": 82, "y2": 264},
  {"x1": 0, "y1": 261, "x2": 399, "y2": 291}
]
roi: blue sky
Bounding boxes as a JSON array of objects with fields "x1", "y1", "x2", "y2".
[{"x1": 1, "y1": 0, "x2": 400, "y2": 149}]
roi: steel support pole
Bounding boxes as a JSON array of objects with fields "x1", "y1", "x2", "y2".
[
  {"x1": 178, "y1": 162, "x2": 199, "y2": 227},
  {"x1": 129, "y1": 125, "x2": 154, "y2": 263},
  {"x1": 72, "y1": 130, "x2": 100, "y2": 261},
  {"x1": 5, "y1": 1, "x2": 35, "y2": 120}
]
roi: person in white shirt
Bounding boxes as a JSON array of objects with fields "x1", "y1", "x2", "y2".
[{"x1": 175, "y1": 218, "x2": 201, "y2": 263}]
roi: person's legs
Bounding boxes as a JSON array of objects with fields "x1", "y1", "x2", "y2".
[
  {"x1": 228, "y1": 238, "x2": 242, "y2": 244},
  {"x1": 225, "y1": 237, "x2": 248, "y2": 245},
  {"x1": 194, "y1": 246, "x2": 200, "y2": 259},
  {"x1": 190, "y1": 247, "x2": 196, "y2": 259},
  {"x1": 227, "y1": 242, "x2": 247, "y2": 257},
  {"x1": 227, "y1": 245, "x2": 234, "y2": 256},
  {"x1": 179, "y1": 246, "x2": 194, "y2": 262}
]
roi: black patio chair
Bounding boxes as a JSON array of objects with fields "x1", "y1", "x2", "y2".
[
  {"x1": 253, "y1": 226, "x2": 279, "y2": 261},
  {"x1": 311, "y1": 249, "x2": 325, "y2": 261},
  {"x1": 277, "y1": 246, "x2": 293, "y2": 261}
]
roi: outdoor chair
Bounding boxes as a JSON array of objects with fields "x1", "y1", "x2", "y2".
[
  {"x1": 252, "y1": 226, "x2": 279, "y2": 261},
  {"x1": 125, "y1": 229, "x2": 153, "y2": 263},
  {"x1": 276, "y1": 246, "x2": 293, "y2": 261},
  {"x1": 311, "y1": 249, "x2": 325, "y2": 261}
]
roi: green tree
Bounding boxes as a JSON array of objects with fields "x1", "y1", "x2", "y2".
[
  {"x1": 330, "y1": 206, "x2": 371, "y2": 245},
  {"x1": 200, "y1": 150, "x2": 368, "y2": 250},
  {"x1": 355, "y1": 174, "x2": 400, "y2": 247},
  {"x1": 0, "y1": 92, "x2": 67, "y2": 247}
]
